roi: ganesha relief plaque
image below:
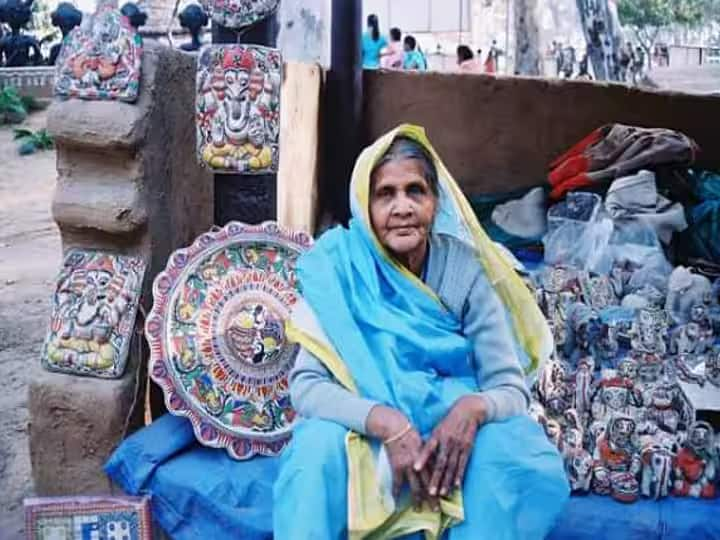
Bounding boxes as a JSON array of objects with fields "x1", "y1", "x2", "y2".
[
  {"x1": 42, "y1": 250, "x2": 146, "y2": 378},
  {"x1": 196, "y1": 45, "x2": 281, "y2": 175},
  {"x1": 54, "y1": 1, "x2": 143, "y2": 102},
  {"x1": 146, "y1": 222, "x2": 312, "y2": 460}
]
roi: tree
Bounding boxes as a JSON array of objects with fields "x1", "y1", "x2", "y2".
[
  {"x1": 576, "y1": 0, "x2": 623, "y2": 81},
  {"x1": 618, "y1": 0, "x2": 704, "y2": 68},
  {"x1": 514, "y1": 0, "x2": 542, "y2": 75}
]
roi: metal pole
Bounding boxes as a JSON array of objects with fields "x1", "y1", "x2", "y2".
[
  {"x1": 459, "y1": 0, "x2": 463, "y2": 45},
  {"x1": 321, "y1": 0, "x2": 362, "y2": 225},
  {"x1": 505, "y1": 0, "x2": 511, "y2": 74}
]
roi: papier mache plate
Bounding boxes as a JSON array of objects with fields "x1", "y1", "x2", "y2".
[{"x1": 146, "y1": 222, "x2": 312, "y2": 459}]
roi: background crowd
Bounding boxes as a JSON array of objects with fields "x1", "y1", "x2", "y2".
[{"x1": 362, "y1": 13, "x2": 503, "y2": 74}]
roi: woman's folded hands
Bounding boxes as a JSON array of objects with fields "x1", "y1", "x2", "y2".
[{"x1": 366, "y1": 395, "x2": 488, "y2": 511}]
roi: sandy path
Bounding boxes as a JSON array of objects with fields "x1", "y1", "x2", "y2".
[{"x1": 0, "y1": 110, "x2": 60, "y2": 538}]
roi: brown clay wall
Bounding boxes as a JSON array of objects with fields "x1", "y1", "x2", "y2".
[{"x1": 362, "y1": 70, "x2": 720, "y2": 196}]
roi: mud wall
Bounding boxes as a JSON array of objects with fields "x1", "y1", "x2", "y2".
[
  {"x1": 29, "y1": 42, "x2": 213, "y2": 496},
  {"x1": 362, "y1": 70, "x2": 720, "y2": 196}
]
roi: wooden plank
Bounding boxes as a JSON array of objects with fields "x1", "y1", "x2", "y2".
[{"x1": 277, "y1": 61, "x2": 323, "y2": 234}]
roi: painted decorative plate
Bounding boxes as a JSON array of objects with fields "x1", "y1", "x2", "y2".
[
  {"x1": 200, "y1": 0, "x2": 279, "y2": 30},
  {"x1": 146, "y1": 222, "x2": 312, "y2": 460}
]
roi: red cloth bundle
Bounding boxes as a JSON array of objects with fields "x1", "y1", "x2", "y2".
[{"x1": 548, "y1": 124, "x2": 700, "y2": 201}]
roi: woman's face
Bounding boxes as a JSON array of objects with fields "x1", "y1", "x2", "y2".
[{"x1": 370, "y1": 158, "x2": 437, "y2": 261}]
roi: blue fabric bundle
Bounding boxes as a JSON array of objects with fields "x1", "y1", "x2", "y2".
[{"x1": 107, "y1": 414, "x2": 720, "y2": 540}]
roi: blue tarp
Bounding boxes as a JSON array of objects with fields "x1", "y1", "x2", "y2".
[{"x1": 106, "y1": 415, "x2": 720, "y2": 539}]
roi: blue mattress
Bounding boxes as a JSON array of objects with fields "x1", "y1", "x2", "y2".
[{"x1": 106, "y1": 415, "x2": 720, "y2": 539}]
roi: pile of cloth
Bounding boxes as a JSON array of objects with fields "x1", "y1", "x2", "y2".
[
  {"x1": 473, "y1": 123, "x2": 720, "y2": 505},
  {"x1": 473, "y1": 123, "x2": 720, "y2": 278}
]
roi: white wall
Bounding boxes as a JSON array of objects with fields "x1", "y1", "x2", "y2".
[{"x1": 362, "y1": 0, "x2": 470, "y2": 34}]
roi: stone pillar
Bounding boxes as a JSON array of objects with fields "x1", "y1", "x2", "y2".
[{"x1": 29, "y1": 41, "x2": 213, "y2": 496}]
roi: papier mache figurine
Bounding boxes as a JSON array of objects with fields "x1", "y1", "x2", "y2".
[
  {"x1": 674, "y1": 421, "x2": 718, "y2": 499},
  {"x1": 630, "y1": 306, "x2": 668, "y2": 358},
  {"x1": 638, "y1": 377, "x2": 692, "y2": 436},
  {"x1": 593, "y1": 415, "x2": 641, "y2": 502},
  {"x1": 705, "y1": 347, "x2": 720, "y2": 388},
  {"x1": 0, "y1": 0, "x2": 43, "y2": 66},
  {"x1": 120, "y1": 2, "x2": 147, "y2": 29},
  {"x1": 580, "y1": 273, "x2": 618, "y2": 311},
  {"x1": 536, "y1": 266, "x2": 581, "y2": 352},
  {"x1": 669, "y1": 301, "x2": 714, "y2": 386},
  {"x1": 639, "y1": 432, "x2": 676, "y2": 500},
  {"x1": 178, "y1": 4, "x2": 208, "y2": 52},
  {"x1": 563, "y1": 302, "x2": 602, "y2": 367},
  {"x1": 589, "y1": 377, "x2": 641, "y2": 445},
  {"x1": 666, "y1": 267, "x2": 712, "y2": 325},
  {"x1": 49, "y1": 2, "x2": 83, "y2": 66}
]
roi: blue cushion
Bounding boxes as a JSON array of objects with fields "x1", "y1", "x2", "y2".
[{"x1": 106, "y1": 415, "x2": 720, "y2": 540}]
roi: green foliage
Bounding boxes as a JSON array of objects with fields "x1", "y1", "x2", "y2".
[
  {"x1": 13, "y1": 127, "x2": 54, "y2": 155},
  {"x1": 618, "y1": 0, "x2": 704, "y2": 29},
  {"x1": 0, "y1": 86, "x2": 28, "y2": 124}
]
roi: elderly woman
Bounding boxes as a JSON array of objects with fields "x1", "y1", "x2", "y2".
[{"x1": 274, "y1": 125, "x2": 569, "y2": 539}]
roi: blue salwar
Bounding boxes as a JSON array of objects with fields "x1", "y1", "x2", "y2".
[{"x1": 275, "y1": 416, "x2": 568, "y2": 539}]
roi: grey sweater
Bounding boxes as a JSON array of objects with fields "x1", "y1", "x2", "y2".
[{"x1": 289, "y1": 233, "x2": 531, "y2": 435}]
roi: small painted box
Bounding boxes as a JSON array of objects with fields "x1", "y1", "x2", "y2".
[{"x1": 24, "y1": 496, "x2": 153, "y2": 540}]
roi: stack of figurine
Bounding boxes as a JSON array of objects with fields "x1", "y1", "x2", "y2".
[{"x1": 530, "y1": 262, "x2": 720, "y2": 502}]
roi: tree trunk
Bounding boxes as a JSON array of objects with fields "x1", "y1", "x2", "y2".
[
  {"x1": 514, "y1": 0, "x2": 541, "y2": 75},
  {"x1": 576, "y1": 0, "x2": 621, "y2": 81}
]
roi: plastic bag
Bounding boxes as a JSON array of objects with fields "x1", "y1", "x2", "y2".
[{"x1": 544, "y1": 193, "x2": 615, "y2": 274}]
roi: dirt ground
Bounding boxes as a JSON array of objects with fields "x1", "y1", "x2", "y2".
[{"x1": 0, "y1": 109, "x2": 60, "y2": 539}]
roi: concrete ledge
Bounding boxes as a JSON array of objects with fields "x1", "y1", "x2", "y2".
[
  {"x1": 29, "y1": 366, "x2": 141, "y2": 496},
  {"x1": 47, "y1": 99, "x2": 149, "y2": 151},
  {"x1": 53, "y1": 178, "x2": 148, "y2": 235}
]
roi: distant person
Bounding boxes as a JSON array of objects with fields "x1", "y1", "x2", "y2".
[
  {"x1": 553, "y1": 40, "x2": 563, "y2": 76},
  {"x1": 403, "y1": 35, "x2": 427, "y2": 71},
  {"x1": 362, "y1": 14, "x2": 388, "y2": 70},
  {"x1": 576, "y1": 54, "x2": 593, "y2": 80},
  {"x1": 456, "y1": 44, "x2": 481, "y2": 73},
  {"x1": 561, "y1": 45, "x2": 576, "y2": 78},
  {"x1": 619, "y1": 42, "x2": 632, "y2": 82},
  {"x1": 632, "y1": 46, "x2": 645, "y2": 85},
  {"x1": 380, "y1": 27, "x2": 403, "y2": 69},
  {"x1": 485, "y1": 39, "x2": 502, "y2": 73}
]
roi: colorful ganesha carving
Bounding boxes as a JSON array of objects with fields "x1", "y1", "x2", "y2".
[
  {"x1": 43, "y1": 250, "x2": 145, "y2": 378},
  {"x1": 54, "y1": 1, "x2": 142, "y2": 102},
  {"x1": 196, "y1": 45, "x2": 281, "y2": 174}
]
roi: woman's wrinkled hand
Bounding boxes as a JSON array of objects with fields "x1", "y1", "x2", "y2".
[
  {"x1": 414, "y1": 395, "x2": 488, "y2": 497},
  {"x1": 366, "y1": 405, "x2": 439, "y2": 510}
]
